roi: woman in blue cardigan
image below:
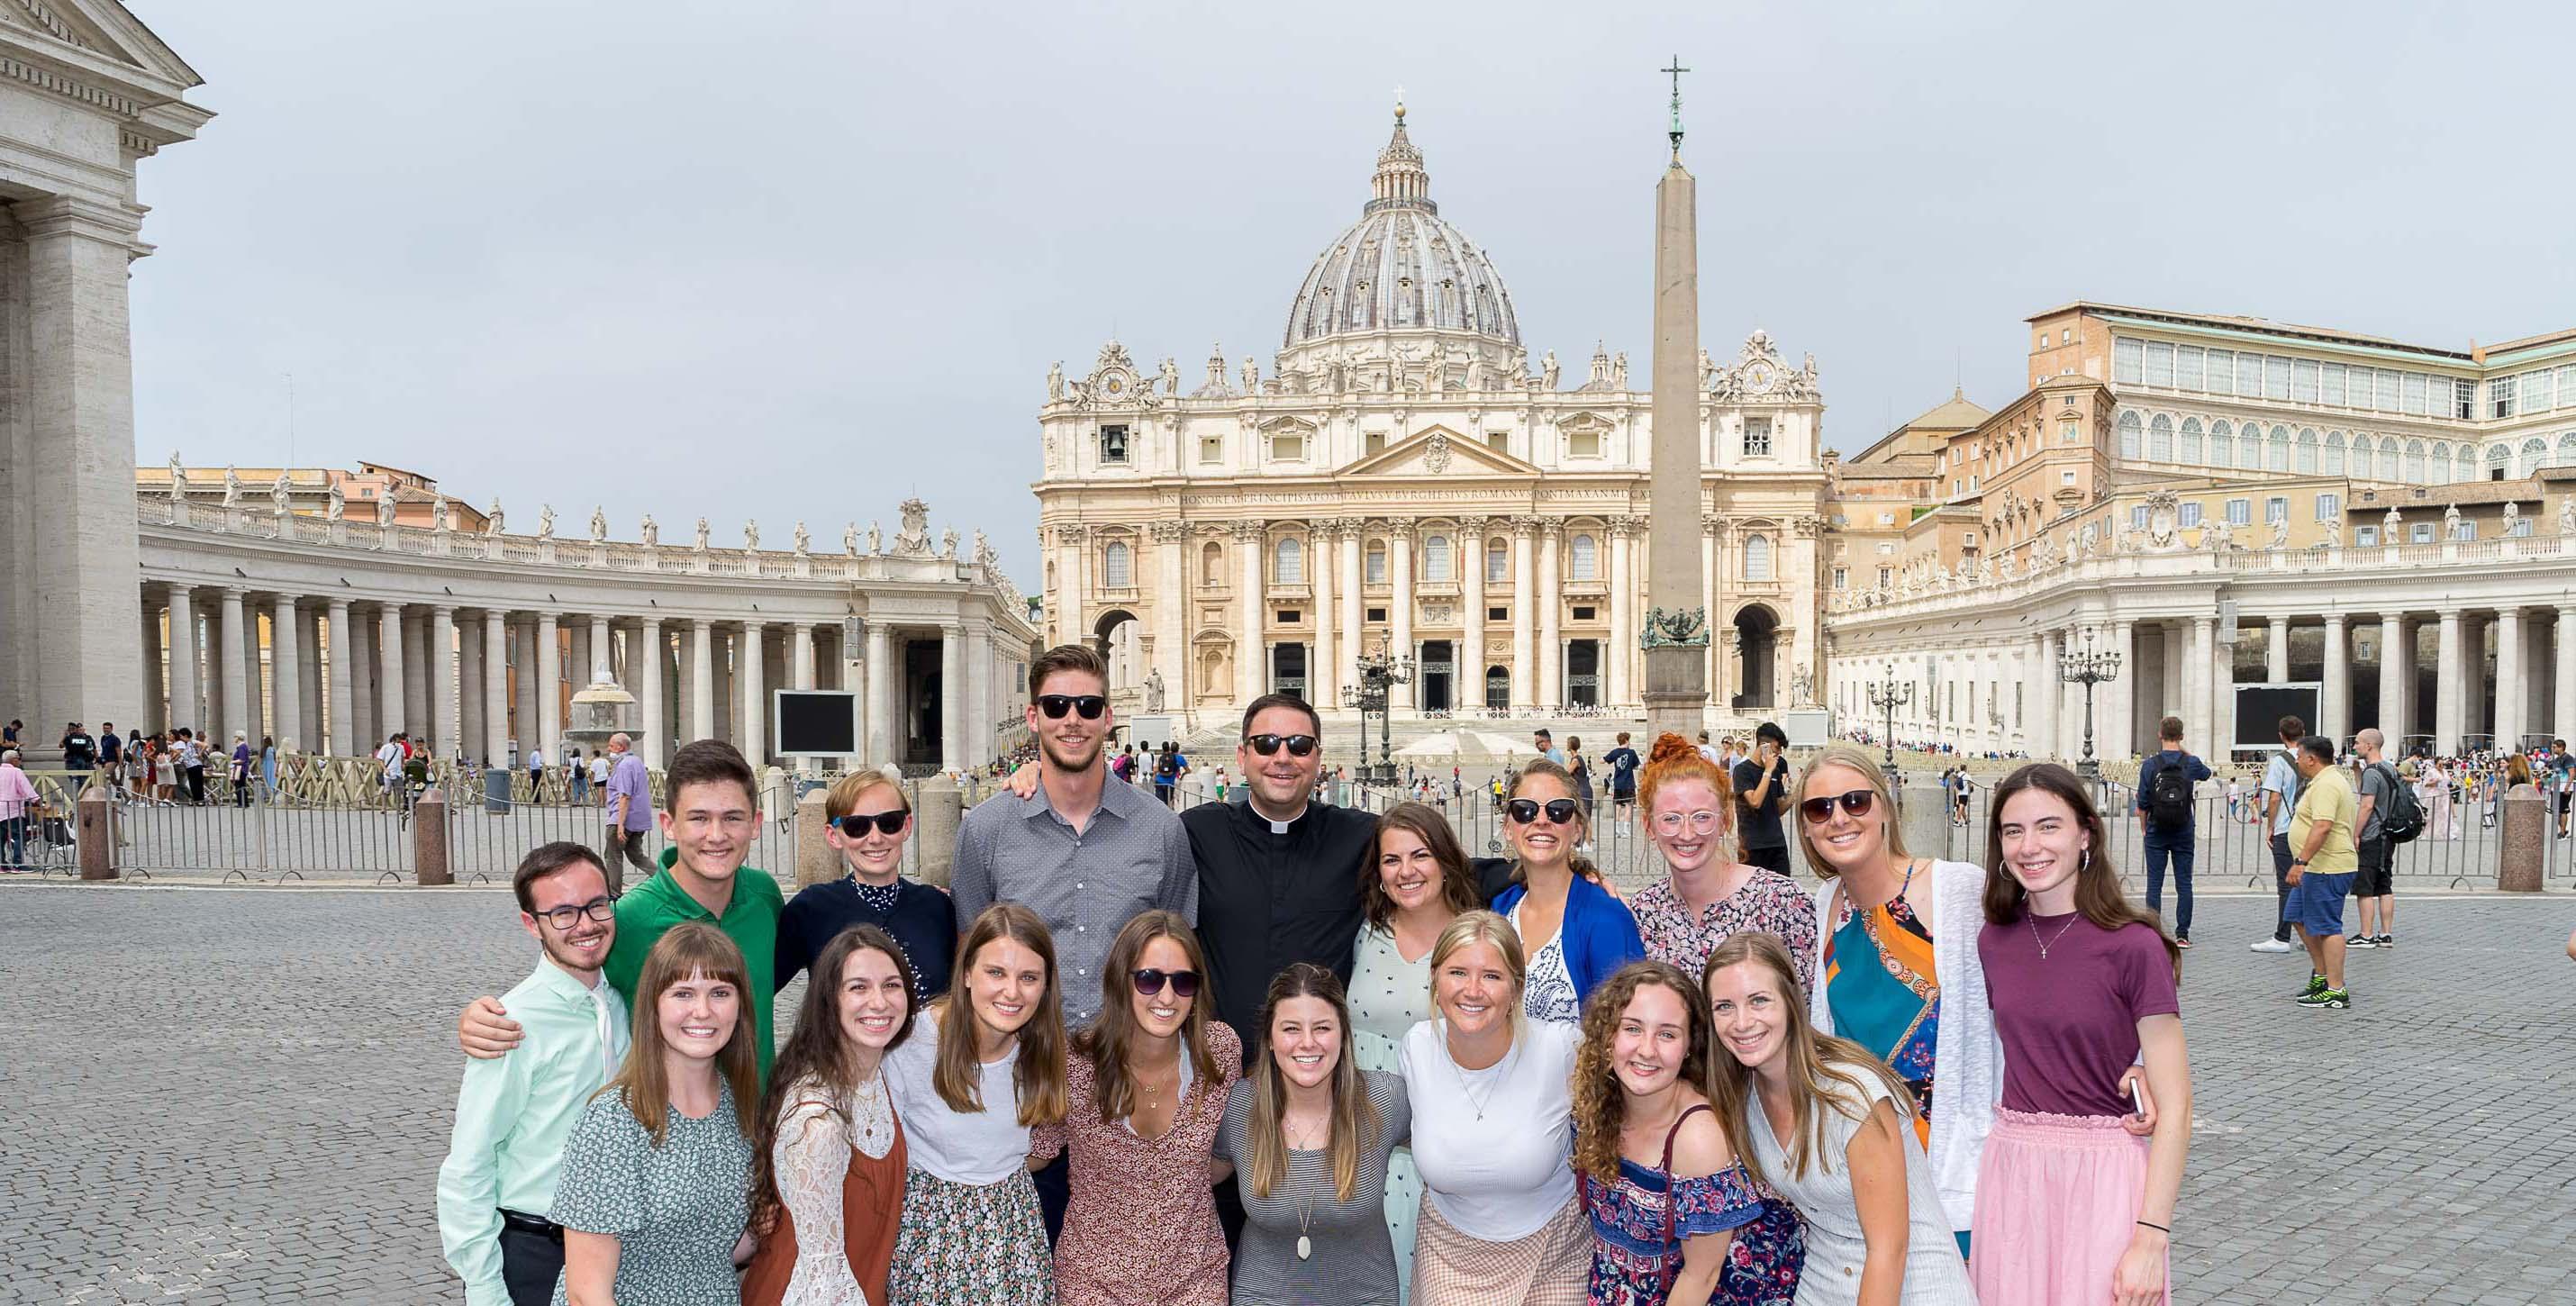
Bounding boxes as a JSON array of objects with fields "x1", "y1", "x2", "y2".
[{"x1": 1489, "y1": 758, "x2": 1646, "y2": 1024}]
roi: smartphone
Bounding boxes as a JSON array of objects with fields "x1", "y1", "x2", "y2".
[{"x1": 2128, "y1": 1079, "x2": 2146, "y2": 1120}]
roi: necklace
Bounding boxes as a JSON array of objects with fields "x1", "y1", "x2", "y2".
[
  {"x1": 1135, "y1": 1058, "x2": 1180, "y2": 1111},
  {"x1": 2027, "y1": 911, "x2": 2082, "y2": 959},
  {"x1": 852, "y1": 1075, "x2": 892, "y2": 1150},
  {"x1": 1446, "y1": 1033, "x2": 1513, "y2": 1120},
  {"x1": 1283, "y1": 1111, "x2": 1326, "y2": 1260},
  {"x1": 850, "y1": 876, "x2": 900, "y2": 913}
]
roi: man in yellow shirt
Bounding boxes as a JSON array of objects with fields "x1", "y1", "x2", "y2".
[{"x1": 2286, "y1": 737, "x2": 2359, "y2": 1010}]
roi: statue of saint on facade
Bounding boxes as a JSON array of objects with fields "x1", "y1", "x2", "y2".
[
  {"x1": 1540, "y1": 349, "x2": 1559, "y2": 391},
  {"x1": 640, "y1": 513, "x2": 658, "y2": 546},
  {"x1": 1144, "y1": 668, "x2": 1166, "y2": 712},
  {"x1": 487, "y1": 498, "x2": 505, "y2": 535},
  {"x1": 794, "y1": 521, "x2": 811, "y2": 556},
  {"x1": 222, "y1": 465, "x2": 242, "y2": 507},
  {"x1": 326, "y1": 479, "x2": 345, "y2": 521},
  {"x1": 589, "y1": 506, "x2": 607, "y2": 543},
  {"x1": 536, "y1": 503, "x2": 555, "y2": 540},
  {"x1": 1047, "y1": 359, "x2": 1064, "y2": 400},
  {"x1": 376, "y1": 489, "x2": 398, "y2": 531},
  {"x1": 694, "y1": 517, "x2": 711, "y2": 551},
  {"x1": 270, "y1": 474, "x2": 292, "y2": 515},
  {"x1": 743, "y1": 519, "x2": 760, "y2": 551}
]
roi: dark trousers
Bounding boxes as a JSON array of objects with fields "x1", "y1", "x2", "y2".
[
  {"x1": 185, "y1": 765, "x2": 205, "y2": 803},
  {"x1": 2143, "y1": 830, "x2": 2194, "y2": 939},
  {"x1": 601, "y1": 826, "x2": 654, "y2": 897},
  {"x1": 1744, "y1": 844, "x2": 1792, "y2": 877},
  {"x1": 2269, "y1": 831, "x2": 2295, "y2": 941},
  {"x1": 1, "y1": 815, "x2": 24, "y2": 868},
  {"x1": 497, "y1": 1220, "x2": 564, "y2": 1306},
  {"x1": 1035, "y1": 1151, "x2": 1070, "y2": 1243}
]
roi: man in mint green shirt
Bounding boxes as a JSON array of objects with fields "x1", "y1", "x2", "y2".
[
  {"x1": 458, "y1": 739, "x2": 785, "y2": 1083},
  {"x1": 436, "y1": 842, "x2": 630, "y2": 1306}
]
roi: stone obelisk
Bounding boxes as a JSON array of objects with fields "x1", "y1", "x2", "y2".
[{"x1": 1642, "y1": 58, "x2": 1711, "y2": 739}]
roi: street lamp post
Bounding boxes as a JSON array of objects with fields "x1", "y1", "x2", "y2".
[
  {"x1": 1338, "y1": 642, "x2": 1413, "y2": 788},
  {"x1": 1865, "y1": 671, "x2": 1913, "y2": 785},
  {"x1": 2058, "y1": 625, "x2": 2124, "y2": 781}
]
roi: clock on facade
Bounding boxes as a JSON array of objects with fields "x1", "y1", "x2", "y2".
[{"x1": 1745, "y1": 360, "x2": 1777, "y2": 394}]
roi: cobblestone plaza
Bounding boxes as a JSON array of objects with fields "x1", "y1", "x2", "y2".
[{"x1": 5, "y1": 882, "x2": 2570, "y2": 1304}]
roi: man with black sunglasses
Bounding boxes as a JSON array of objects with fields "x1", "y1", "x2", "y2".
[
  {"x1": 437, "y1": 842, "x2": 630, "y2": 1306},
  {"x1": 1734, "y1": 721, "x2": 1796, "y2": 876}
]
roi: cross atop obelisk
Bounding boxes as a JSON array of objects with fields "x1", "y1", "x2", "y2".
[{"x1": 1642, "y1": 57, "x2": 1710, "y2": 739}]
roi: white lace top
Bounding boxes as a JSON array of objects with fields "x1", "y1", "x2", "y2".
[
  {"x1": 766, "y1": 1072, "x2": 898, "y2": 1306},
  {"x1": 1509, "y1": 900, "x2": 1582, "y2": 1026}
]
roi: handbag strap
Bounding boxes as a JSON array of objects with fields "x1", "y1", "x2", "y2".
[{"x1": 1658, "y1": 1102, "x2": 1716, "y2": 1261}]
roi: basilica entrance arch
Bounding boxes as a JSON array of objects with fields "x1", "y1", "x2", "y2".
[
  {"x1": 1093, "y1": 608, "x2": 1145, "y2": 710},
  {"x1": 1734, "y1": 605, "x2": 1780, "y2": 711}
]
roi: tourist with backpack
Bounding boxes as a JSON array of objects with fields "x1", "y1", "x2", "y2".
[
  {"x1": 1153, "y1": 742, "x2": 1187, "y2": 807},
  {"x1": 2250, "y1": 716, "x2": 2305, "y2": 955},
  {"x1": 2135, "y1": 715, "x2": 2213, "y2": 948},
  {"x1": 2349, "y1": 728, "x2": 2417, "y2": 951}
]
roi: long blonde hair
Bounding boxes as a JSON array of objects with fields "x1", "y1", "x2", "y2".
[
  {"x1": 1243, "y1": 964, "x2": 1381, "y2": 1202},
  {"x1": 1701, "y1": 932, "x2": 1911, "y2": 1184},
  {"x1": 600, "y1": 922, "x2": 762, "y2": 1146},
  {"x1": 1793, "y1": 742, "x2": 1909, "y2": 878}
]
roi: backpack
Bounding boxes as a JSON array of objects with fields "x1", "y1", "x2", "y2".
[
  {"x1": 2372, "y1": 761, "x2": 2425, "y2": 845},
  {"x1": 1111, "y1": 753, "x2": 1131, "y2": 782},
  {"x1": 2145, "y1": 756, "x2": 2195, "y2": 831},
  {"x1": 1156, "y1": 752, "x2": 1179, "y2": 781}
]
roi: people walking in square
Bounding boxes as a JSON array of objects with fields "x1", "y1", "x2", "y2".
[
  {"x1": 565, "y1": 747, "x2": 587, "y2": 803},
  {"x1": 525, "y1": 742, "x2": 546, "y2": 799},
  {"x1": 2250, "y1": 716, "x2": 2304, "y2": 954},
  {"x1": 586, "y1": 748, "x2": 611, "y2": 804},
  {"x1": 436, "y1": 842, "x2": 629, "y2": 1306},
  {"x1": 597, "y1": 733, "x2": 655, "y2": 896},
  {"x1": 2226, "y1": 775, "x2": 2243, "y2": 821},
  {"x1": 1603, "y1": 731, "x2": 1642, "y2": 815},
  {"x1": 228, "y1": 731, "x2": 254, "y2": 807},
  {"x1": 1732, "y1": 722, "x2": 1795, "y2": 877},
  {"x1": 180, "y1": 728, "x2": 207, "y2": 803},
  {"x1": 0, "y1": 749, "x2": 36, "y2": 872},
  {"x1": 97, "y1": 722, "x2": 122, "y2": 791},
  {"x1": 258, "y1": 735, "x2": 277, "y2": 800},
  {"x1": 2286, "y1": 736, "x2": 2362, "y2": 1010},
  {"x1": 2351, "y1": 729, "x2": 2401, "y2": 951},
  {"x1": 2136, "y1": 715, "x2": 2213, "y2": 948}
]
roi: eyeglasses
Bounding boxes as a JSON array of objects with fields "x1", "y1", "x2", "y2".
[
  {"x1": 1653, "y1": 811, "x2": 1723, "y2": 835},
  {"x1": 535, "y1": 896, "x2": 615, "y2": 930},
  {"x1": 1244, "y1": 733, "x2": 1319, "y2": 757},
  {"x1": 1036, "y1": 694, "x2": 1107, "y2": 720},
  {"x1": 1131, "y1": 967, "x2": 1201, "y2": 998},
  {"x1": 836, "y1": 811, "x2": 907, "y2": 838},
  {"x1": 1798, "y1": 789, "x2": 1878, "y2": 823},
  {"x1": 1504, "y1": 797, "x2": 1581, "y2": 825}
]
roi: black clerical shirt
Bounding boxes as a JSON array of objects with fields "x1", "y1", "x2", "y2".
[{"x1": 1182, "y1": 796, "x2": 1381, "y2": 1065}]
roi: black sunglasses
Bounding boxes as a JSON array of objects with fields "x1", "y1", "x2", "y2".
[
  {"x1": 535, "y1": 896, "x2": 615, "y2": 930},
  {"x1": 1244, "y1": 733, "x2": 1319, "y2": 757},
  {"x1": 1037, "y1": 694, "x2": 1108, "y2": 720},
  {"x1": 836, "y1": 811, "x2": 908, "y2": 838},
  {"x1": 1504, "y1": 797, "x2": 1582, "y2": 825},
  {"x1": 1799, "y1": 789, "x2": 1878, "y2": 822},
  {"x1": 1131, "y1": 967, "x2": 1201, "y2": 998}
]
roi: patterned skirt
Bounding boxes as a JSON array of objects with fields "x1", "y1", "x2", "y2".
[
  {"x1": 885, "y1": 1166, "x2": 1055, "y2": 1306},
  {"x1": 1412, "y1": 1192, "x2": 1589, "y2": 1306}
]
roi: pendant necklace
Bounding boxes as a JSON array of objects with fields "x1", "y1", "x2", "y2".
[
  {"x1": 1447, "y1": 1032, "x2": 1513, "y2": 1121},
  {"x1": 2028, "y1": 911, "x2": 2082, "y2": 960},
  {"x1": 1284, "y1": 1112, "x2": 1325, "y2": 1260}
]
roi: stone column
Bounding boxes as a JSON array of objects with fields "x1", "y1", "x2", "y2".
[
  {"x1": 1510, "y1": 520, "x2": 1537, "y2": 710},
  {"x1": 1056, "y1": 525, "x2": 1084, "y2": 647},
  {"x1": 865, "y1": 620, "x2": 894, "y2": 762},
  {"x1": 1237, "y1": 521, "x2": 1266, "y2": 703},
  {"x1": 1151, "y1": 522, "x2": 1188, "y2": 712},
  {"x1": 1537, "y1": 522, "x2": 1563, "y2": 710},
  {"x1": 2378, "y1": 612, "x2": 2407, "y2": 739},
  {"x1": 298, "y1": 607, "x2": 325, "y2": 751},
  {"x1": 1389, "y1": 523, "x2": 1415, "y2": 711},
  {"x1": 403, "y1": 611, "x2": 431, "y2": 743},
  {"x1": 2187, "y1": 617, "x2": 2215, "y2": 748},
  {"x1": 1641, "y1": 154, "x2": 1707, "y2": 739},
  {"x1": 2320, "y1": 613, "x2": 2349, "y2": 747},
  {"x1": 1702, "y1": 521, "x2": 1724, "y2": 711},
  {"x1": 482, "y1": 611, "x2": 509, "y2": 766},
  {"x1": 268, "y1": 596, "x2": 302, "y2": 752},
  {"x1": 537, "y1": 612, "x2": 563, "y2": 755},
  {"x1": 430, "y1": 606, "x2": 458, "y2": 758},
  {"x1": 639, "y1": 617, "x2": 666, "y2": 766},
  {"x1": 512, "y1": 618, "x2": 539, "y2": 757},
  {"x1": 739, "y1": 620, "x2": 768, "y2": 766},
  {"x1": 1338, "y1": 524, "x2": 1365, "y2": 691},
  {"x1": 1607, "y1": 520, "x2": 1634, "y2": 709},
  {"x1": 2264, "y1": 616, "x2": 2290, "y2": 683},
  {"x1": 2434, "y1": 606, "x2": 2464, "y2": 754},
  {"x1": 689, "y1": 619, "x2": 715, "y2": 743},
  {"x1": 2462, "y1": 614, "x2": 2489, "y2": 741},
  {"x1": 792, "y1": 623, "x2": 817, "y2": 690},
  {"x1": 324, "y1": 598, "x2": 353, "y2": 755},
  {"x1": 141, "y1": 596, "x2": 167, "y2": 735},
  {"x1": 2556, "y1": 607, "x2": 2576, "y2": 745},
  {"x1": 1458, "y1": 518, "x2": 1485, "y2": 713},
  {"x1": 566, "y1": 621, "x2": 591, "y2": 703},
  {"x1": 968, "y1": 620, "x2": 995, "y2": 766},
  {"x1": 168, "y1": 587, "x2": 202, "y2": 739},
  {"x1": 940, "y1": 622, "x2": 966, "y2": 772},
  {"x1": 2035, "y1": 630, "x2": 2061, "y2": 758},
  {"x1": 588, "y1": 615, "x2": 612, "y2": 685},
  {"x1": 216, "y1": 587, "x2": 249, "y2": 746},
  {"x1": 2495, "y1": 606, "x2": 2524, "y2": 751},
  {"x1": 2106, "y1": 620, "x2": 2136, "y2": 759},
  {"x1": 243, "y1": 604, "x2": 268, "y2": 742},
  {"x1": 376, "y1": 603, "x2": 407, "y2": 739},
  {"x1": 1311, "y1": 523, "x2": 1338, "y2": 708}
]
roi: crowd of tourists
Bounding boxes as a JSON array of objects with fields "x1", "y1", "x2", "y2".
[{"x1": 433, "y1": 640, "x2": 2193, "y2": 1305}]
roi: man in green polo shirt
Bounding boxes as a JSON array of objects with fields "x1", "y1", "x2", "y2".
[{"x1": 457, "y1": 739, "x2": 785, "y2": 1083}]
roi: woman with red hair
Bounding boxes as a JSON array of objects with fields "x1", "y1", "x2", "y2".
[{"x1": 1625, "y1": 734, "x2": 1818, "y2": 986}]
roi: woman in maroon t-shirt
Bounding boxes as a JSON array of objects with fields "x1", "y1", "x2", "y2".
[{"x1": 1973, "y1": 763, "x2": 2191, "y2": 1306}]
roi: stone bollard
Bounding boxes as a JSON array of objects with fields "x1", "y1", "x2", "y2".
[
  {"x1": 413, "y1": 785, "x2": 452, "y2": 885},
  {"x1": 914, "y1": 777, "x2": 964, "y2": 889},
  {"x1": 2497, "y1": 788, "x2": 2545, "y2": 892},
  {"x1": 795, "y1": 786, "x2": 837, "y2": 888},
  {"x1": 1899, "y1": 783, "x2": 1953, "y2": 863},
  {"x1": 77, "y1": 785, "x2": 115, "y2": 880}
]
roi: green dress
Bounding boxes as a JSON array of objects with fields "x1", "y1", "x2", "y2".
[{"x1": 548, "y1": 1083, "x2": 752, "y2": 1306}]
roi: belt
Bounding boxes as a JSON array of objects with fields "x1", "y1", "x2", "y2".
[{"x1": 498, "y1": 1209, "x2": 562, "y2": 1241}]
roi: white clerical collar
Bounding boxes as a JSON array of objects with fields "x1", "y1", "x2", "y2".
[{"x1": 1251, "y1": 801, "x2": 1309, "y2": 834}]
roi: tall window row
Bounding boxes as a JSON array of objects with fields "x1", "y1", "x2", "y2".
[
  {"x1": 2103, "y1": 336, "x2": 2571, "y2": 422},
  {"x1": 2118, "y1": 407, "x2": 2576, "y2": 485}
]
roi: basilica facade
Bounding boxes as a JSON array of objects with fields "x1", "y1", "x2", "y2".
[{"x1": 1033, "y1": 107, "x2": 1831, "y2": 732}]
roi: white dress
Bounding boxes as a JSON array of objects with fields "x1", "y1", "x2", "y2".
[
  {"x1": 766, "y1": 1072, "x2": 898, "y2": 1306},
  {"x1": 1743, "y1": 1065, "x2": 1977, "y2": 1306}
]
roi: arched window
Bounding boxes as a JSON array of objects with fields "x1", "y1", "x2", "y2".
[
  {"x1": 2295, "y1": 428, "x2": 2318, "y2": 475},
  {"x1": 2239, "y1": 423, "x2": 2263, "y2": 468},
  {"x1": 1486, "y1": 537, "x2": 1509, "y2": 584},
  {"x1": 1365, "y1": 540, "x2": 1387, "y2": 585},
  {"x1": 2323, "y1": 431, "x2": 2345, "y2": 476},
  {"x1": 1744, "y1": 534, "x2": 1774, "y2": 582},
  {"x1": 2148, "y1": 414, "x2": 2173, "y2": 461},
  {"x1": 2267, "y1": 424, "x2": 2291, "y2": 472},
  {"x1": 2487, "y1": 443, "x2": 2512, "y2": 479},
  {"x1": 1424, "y1": 534, "x2": 1452, "y2": 581},
  {"x1": 2378, "y1": 436, "x2": 2399, "y2": 481},
  {"x1": 2180, "y1": 417, "x2": 2204, "y2": 463},
  {"x1": 1570, "y1": 533, "x2": 1599, "y2": 580},
  {"x1": 2520, "y1": 439, "x2": 2547, "y2": 478},
  {"x1": 1201, "y1": 541, "x2": 1224, "y2": 586},
  {"x1": 2404, "y1": 440, "x2": 2426, "y2": 483},
  {"x1": 1273, "y1": 536, "x2": 1303, "y2": 585},
  {"x1": 2117, "y1": 412, "x2": 2143, "y2": 459},
  {"x1": 2430, "y1": 441, "x2": 2453, "y2": 482},
  {"x1": 2461, "y1": 445, "x2": 2482, "y2": 482},
  {"x1": 2558, "y1": 433, "x2": 2576, "y2": 470},
  {"x1": 1103, "y1": 540, "x2": 1133, "y2": 589},
  {"x1": 2209, "y1": 420, "x2": 2233, "y2": 468}
]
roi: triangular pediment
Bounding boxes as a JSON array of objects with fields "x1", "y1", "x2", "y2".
[
  {"x1": 1341, "y1": 425, "x2": 1540, "y2": 478},
  {"x1": 1, "y1": 0, "x2": 204, "y2": 89}
]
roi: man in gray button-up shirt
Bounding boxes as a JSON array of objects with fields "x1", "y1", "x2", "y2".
[{"x1": 948, "y1": 646, "x2": 1196, "y2": 1029}]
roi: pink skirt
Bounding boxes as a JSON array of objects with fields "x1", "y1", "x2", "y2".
[{"x1": 1971, "y1": 1107, "x2": 2166, "y2": 1305}]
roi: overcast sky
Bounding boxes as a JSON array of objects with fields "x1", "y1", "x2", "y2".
[{"x1": 128, "y1": 1, "x2": 2575, "y2": 589}]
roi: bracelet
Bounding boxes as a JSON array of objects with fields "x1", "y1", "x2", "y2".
[{"x1": 2136, "y1": 1220, "x2": 2169, "y2": 1234}]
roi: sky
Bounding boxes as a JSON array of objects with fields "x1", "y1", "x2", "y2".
[{"x1": 125, "y1": 1, "x2": 2576, "y2": 591}]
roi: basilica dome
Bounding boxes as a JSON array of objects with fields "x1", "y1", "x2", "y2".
[{"x1": 1281, "y1": 107, "x2": 1521, "y2": 354}]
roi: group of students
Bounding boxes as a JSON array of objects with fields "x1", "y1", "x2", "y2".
[{"x1": 436, "y1": 641, "x2": 2191, "y2": 1306}]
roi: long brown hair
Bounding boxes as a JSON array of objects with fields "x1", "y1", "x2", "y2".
[
  {"x1": 1701, "y1": 932, "x2": 1912, "y2": 1185},
  {"x1": 750, "y1": 925, "x2": 918, "y2": 1238},
  {"x1": 1243, "y1": 963, "x2": 1382, "y2": 1202},
  {"x1": 1363, "y1": 803, "x2": 1482, "y2": 930},
  {"x1": 1792, "y1": 742, "x2": 1909, "y2": 878},
  {"x1": 1072, "y1": 911, "x2": 1222, "y2": 1123},
  {"x1": 1572, "y1": 960, "x2": 1711, "y2": 1184},
  {"x1": 1979, "y1": 762, "x2": 2180, "y2": 973},
  {"x1": 934, "y1": 902, "x2": 1069, "y2": 1128},
  {"x1": 599, "y1": 921, "x2": 761, "y2": 1146}
]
